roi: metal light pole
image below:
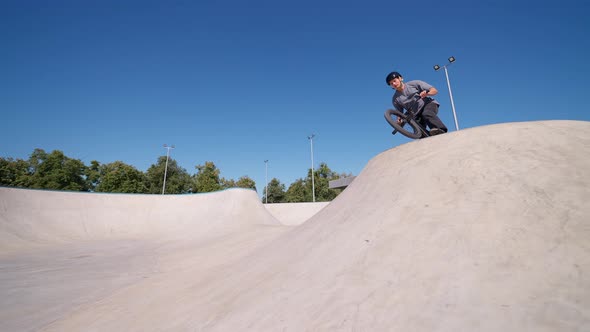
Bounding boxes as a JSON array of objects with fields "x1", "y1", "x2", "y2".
[
  {"x1": 264, "y1": 159, "x2": 269, "y2": 204},
  {"x1": 307, "y1": 134, "x2": 316, "y2": 203},
  {"x1": 434, "y1": 56, "x2": 460, "y2": 131},
  {"x1": 162, "y1": 144, "x2": 175, "y2": 194}
]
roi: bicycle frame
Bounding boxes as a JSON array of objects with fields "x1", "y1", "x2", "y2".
[{"x1": 391, "y1": 109, "x2": 430, "y2": 138}]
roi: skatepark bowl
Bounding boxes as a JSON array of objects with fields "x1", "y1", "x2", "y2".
[{"x1": 1, "y1": 120, "x2": 589, "y2": 331}]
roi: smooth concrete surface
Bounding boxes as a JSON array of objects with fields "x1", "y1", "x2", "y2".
[
  {"x1": 264, "y1": 202, "x2": 330, "y2": 225},
  {"x1": 1, "y1": 120, "x2": 589, "y2": 331}
]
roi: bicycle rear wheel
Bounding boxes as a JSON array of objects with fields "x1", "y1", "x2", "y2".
[{"x1": 384, "y1": 109, "x2": 424, "y2": 139}]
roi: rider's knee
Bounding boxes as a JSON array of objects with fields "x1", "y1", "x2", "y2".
[{"x1": 422, "y1": 103, "x2": 439, "y2": 117}]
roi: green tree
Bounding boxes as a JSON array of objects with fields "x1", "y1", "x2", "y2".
[
  {"x1": 25, "y1": 149, "x2": 88, "y2": 191},
  {"x1": 15, "y1": 148, "x2": 47, "y2": 188},
  {"x1": 263, "y1": 178, "x2": 286, "y2": 203},
  {"x1": 285, "y1": 178, "x2": 308, "y2": 202},
  {"x1": 145, "y1": 156, "x2": 191, "y2": 194},
  {"x1": 235, "y1": 176, "x2": 256, "y2": 190},
  {"x1": 95, "y1": 161, "x2": 148, "y2": 193},
  {"x1": 0, "y1": 157, "x2": 29, "y2": 187},
  {"x1": 313, "y1": 162, "x2": 342, "y2": 201},
  {"x1": 28, "y1": 148, "x2": 47, "y2": 173},
  {"x1": 220, "y1": 177, "x2": 236, "y2": 189},
  {"x1": 220, "y1": 175, "x2": 256, "y2": 190},
  {"x1": 221, "y1": 176, "x2": 256, "y2": 191},
  {"x1": 85, "y1": 160, "x2": 101, "y2": 191},
  {"x1": 285, "y1": 162, "x2": 343, "y2": 202},
  {"x1": 193, "y1": 161, "x2": 222, "y2": 193}
]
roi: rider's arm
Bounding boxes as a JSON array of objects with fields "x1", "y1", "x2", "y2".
[
  {"x1": 419, "y1": 86, "x2": 438, "y2": 98},
  {"x1": 393, "y1": 100, "x2": 405, "y2": 124},
  {"x1": 414, "y1": 80, "x2": 438, "y2": 98},
  {"x1": 426, "y1": 87, "x2": 437, "y2": 96},
  {"x1": 393, "y1": 100, "x2": 404, "y2": 113}
]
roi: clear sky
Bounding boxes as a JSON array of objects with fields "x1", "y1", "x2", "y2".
[{"x1": 1, "y1": 0, "x2": 589, "y2": 197}]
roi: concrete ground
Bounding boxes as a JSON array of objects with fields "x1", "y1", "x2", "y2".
[
  {"x1": 1, "y1": 120, "x2": 589, "y2": 331},
  {"x1": 264, "y1": 202, "x2": 330, "y2": 225}
]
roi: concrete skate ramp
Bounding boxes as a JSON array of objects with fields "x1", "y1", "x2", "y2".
[
  {"x1": 3, "y1": 120, "x2": 590, "y2": 331},
  {"x1": 265, "y1": 202, "x2": 330, "y2": 225},
  {"x1": 0, "y1": 188, "x2": 287, "y2": 332},
  {"x1": 0, "y1": 188, "x2": 280, "y2": 254}
]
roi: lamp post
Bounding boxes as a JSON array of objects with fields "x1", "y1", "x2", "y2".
[
  {"x1": 264, "y1": 160, "x2": 269, "y2": 204},
  {"x1": 433, "y1": 56, "x2": 460, "y2": 131},
  {"x1": 162, "y1": 144, "x2": 175, "y2": 194},
  {"x1": 307, "y1": 134, "x2": 316, "y2": 203}
]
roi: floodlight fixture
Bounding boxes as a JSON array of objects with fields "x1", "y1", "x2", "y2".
[{"x1": 432, "y1": 56, "x2": 460, "y2": 131}]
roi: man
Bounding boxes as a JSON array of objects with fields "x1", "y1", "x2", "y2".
[{"x1": 386, "y1": 71, "x2": 448, "y2": 136}]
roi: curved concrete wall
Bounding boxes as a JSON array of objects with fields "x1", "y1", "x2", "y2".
[
  {"x1": 0, "y1": 188, "x2": 279, "y2": 253},
  {"x1": 264, "y1": 202, "x2": 330, "y2": 225}
]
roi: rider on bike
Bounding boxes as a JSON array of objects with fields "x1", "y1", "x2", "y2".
[{"x1": 386, "y1": 71, "x2": 448, "y2": 136}]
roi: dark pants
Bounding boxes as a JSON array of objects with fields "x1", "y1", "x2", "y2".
[{"x1": 419, "y1": 103, "x2": 448, "y2": 132}]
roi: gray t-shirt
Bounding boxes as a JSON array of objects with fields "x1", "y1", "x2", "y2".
[{"x1": 392, "y1": 80, "x2": 439, "y2": 113}]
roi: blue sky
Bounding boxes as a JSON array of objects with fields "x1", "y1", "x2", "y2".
[{"x1": 1, "y1": 0, "x2": 588, "y2": 196}]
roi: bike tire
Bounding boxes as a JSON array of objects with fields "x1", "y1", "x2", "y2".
[{"x1": 384, "y1": 109, "x2": 424, "y2": 139}]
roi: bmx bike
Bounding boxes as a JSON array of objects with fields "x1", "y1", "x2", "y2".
[{"x1": 384, "y1": 107, "x2": 431, "y2": 139}]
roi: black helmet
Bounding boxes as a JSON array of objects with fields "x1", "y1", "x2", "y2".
[{"x1": 386, "y1": 71, "x2": 402, "y2": 85}]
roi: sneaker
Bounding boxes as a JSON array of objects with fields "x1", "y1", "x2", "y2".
[{"x1": 429, "y1": 128, "x2": 445, "y2": 136}]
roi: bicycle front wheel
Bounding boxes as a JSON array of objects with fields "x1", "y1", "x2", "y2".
[{"x1": 384, "y1": 109, "x2": 423, "y2": 139}]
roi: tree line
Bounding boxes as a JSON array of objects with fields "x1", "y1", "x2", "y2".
[{"x1": 0, "y1": 148, "x2": 348, "y2": 202}]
